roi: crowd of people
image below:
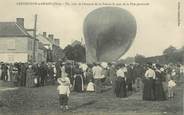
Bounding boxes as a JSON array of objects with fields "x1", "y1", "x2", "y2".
[
  {"x1": 0, "y1": 62, "x2": 56, "y2": 87},
  {"x1": 56, "y1": 61, "x2": 184, "y2": 110},
  {"x1": 0, "y1": 61, "x2": 184, "y2": 110}
]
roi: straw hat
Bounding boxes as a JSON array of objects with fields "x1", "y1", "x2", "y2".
[{"x1": 57, "y1": 77, "x2": 67, "y2": 84}]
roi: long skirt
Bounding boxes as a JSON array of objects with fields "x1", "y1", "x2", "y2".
[
  {"x1": 143, "y1": 78, "x2": 155, "y2": 101},
  {"x1": 86, "y1": 74, "x2": 93, "y2": 84},
  {"x1": 73, "y1": 75, "x2": 84, "y2": 92},
  {"x1": 126, "y1": 80, "x2": 133, "y2": 92},
  {"x1": 26, "y1": 72, "x2": 34, "y2": 88},
  {"x1": 94, "y1": 79, "x2": 102, "y2": 93},
  {"x1": 115, "y1": 77, "x2": 127, "y2": 98},
  {"x1": 1, "y1": 71, "x2": 8, "y2": 81},
  {"x1": 112, "y1": 77, "x2": 116, "y2": 94},
  {"x1": 162, "y1": 81, "x2": 168, "y2": 98},
  {"x1": 154, "y1": 80, "x2": 166, "y2": 101}
]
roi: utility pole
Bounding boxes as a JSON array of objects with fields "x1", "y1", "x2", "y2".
[
  {"x1": 32, "y1": 14, "x2": 37, "y2": 62},
  {"x1": 96, "y1": 39, "x2": 100, "y2": 62}
]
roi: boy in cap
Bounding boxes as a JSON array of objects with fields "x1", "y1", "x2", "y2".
[{"x1": 57, "y1": 73, "x2": 71, "y2": 111}]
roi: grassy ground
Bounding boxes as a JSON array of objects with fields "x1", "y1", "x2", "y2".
[{"x1": 0, "y1": 81, "x2": 183, "y2": 115}]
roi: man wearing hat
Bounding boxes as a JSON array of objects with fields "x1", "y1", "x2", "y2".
[{"x1": 92, "y1": 63, "x2": 103, "y2": 93}]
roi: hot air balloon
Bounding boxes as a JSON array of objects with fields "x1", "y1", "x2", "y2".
[{"x1": 83, "y1": 7, "x2": 137, "y2": 63}]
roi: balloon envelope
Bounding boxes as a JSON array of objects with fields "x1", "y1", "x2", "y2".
[{"x1": 83, "y1": 7, "x2": 137, "y2": 63}]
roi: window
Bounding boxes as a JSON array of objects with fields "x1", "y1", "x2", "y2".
[
  {"x1": 28, "y1": 40, "x2": 38, "y2": 51},
  {"x1": 7, "y1": 39, "x2": 15, "y2": 50}
]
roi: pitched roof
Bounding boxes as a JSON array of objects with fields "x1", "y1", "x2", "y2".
[
  {"x1": 38, "y1": 42, "x2": 47, "y2": 50},
  {"x1": 37, "y1": 34, "x2": 55, "y2": 45},
  {"x1": 0, "y1": 22, "x2": 31, "y2": 37}
]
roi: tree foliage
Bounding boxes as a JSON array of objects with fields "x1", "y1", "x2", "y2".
[
  {"x1": 143, "y1": 45, "x2": 184, "y2": 64},
  {"x1": 135, "y1": 54, "x2": 146, "y2": 64},
  {"x1": 163, "y1": 45, "x2": 177, "y2": 55},
  {"x1": 63, "y1": 44, "x2": 86, "y2": 62}
]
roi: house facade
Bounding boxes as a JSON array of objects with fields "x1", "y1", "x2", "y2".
[
  {"x1": 37, "y1": 32, "x2": 64, "y2": 62},
  {"x1": 0, "y1": 36, "x2": 37, "y2": 63},
  {"x1": 36, "y1": 42, "x2": 47, "y2": 63},
  {"x1": 0, "y1": 18, "x2": 45, "y2": 63}
]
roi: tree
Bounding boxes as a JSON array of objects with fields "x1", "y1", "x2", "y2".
[
  {"x1": 180, "y1": 46, "x2": 184, "y2": 51},
  {"x1": 63, "y1": 44, "x2": 86, "y2": 62},
  {"x1": 63, "y1": 45, "x2": 74, "y2": 60},
  {"x1": 163, "y1": 45, "x2": 177, "y2": 55},
  {"x1": 135, "y1": 54, "x2": 146, "y2": 64},
  {"x1": 123, "y1": 57, "x2": 135, "y2": 64},
  {"x1": 72, "y1": 44, "x2": 86, "y2": 62}
]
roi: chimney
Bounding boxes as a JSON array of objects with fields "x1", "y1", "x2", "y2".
[
  {"x1": 54, "y1": 39, "x2": 60, "y2": 46},
  {"x1": 16, "y1": 18, "x2": 24, "y2": 27},
  {"x1": 48, "y1": 34, "x2": 54, "y2": 42},
  {"x1": 43, "y1": 32, "x2": 47, "y2": 37}
]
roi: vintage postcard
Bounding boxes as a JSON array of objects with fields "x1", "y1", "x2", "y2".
[{"x1": 0, "y1": 0, "x2": 183, "y2": 115}]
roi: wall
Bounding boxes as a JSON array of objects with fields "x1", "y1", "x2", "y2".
[
  {"x1": 0, "y1": 53, "x2": 28, "y2": 63},
  {"x1": 36, "y1": 48, "x2": 47, "y2": 63},
  {"x1": 0, "y1": 36, "x2": 34, "y2": 63},
  {"x1": 0, "y1": 37, "x2": 28, "y2": 53},
  {"x1": 37, "y1": 35, "x2": 53, "y2": 49}
]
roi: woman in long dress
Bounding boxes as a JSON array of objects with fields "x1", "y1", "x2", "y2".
[
  {"x1": 143, "y1": 65, "x2": 155, "y2": 101},
  {"x1": 12, "y1": 65, "x2": 18, "y2": 86},
  {"x1": 1, "y1": 64, "x2": 8, "y2": 81},
  {"x1": 26, "y1": 65, "x2": 35, "y2": 88},
  {"x1": 154, "y1": 65, "x2": 166, "y2": 101},
  {"x1": 7, "y1": 64, "x2": 13, "y2": 82},
  {"x1": 47, "y1": 64, "x2": 54, "y2": 85},
  {"x1": 114, "y1": 64, "x2": 127, "y2": 98},
  {"x1": 20, "y1": 63, "x2": 27, "y2": 86},
  {"x1": 73, "y1": 65, "x2": 84, "y2": 92}
]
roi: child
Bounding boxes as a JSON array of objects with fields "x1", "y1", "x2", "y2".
[
  {"x1": 86, "y1": 80, "x2": 95, "y2": 92},
  {"x1": 57, "y1": 73, "x2": 71, "y2": 111},
  {"x1": 168, "y1": 77, "x2": 176, "y2": 99}
]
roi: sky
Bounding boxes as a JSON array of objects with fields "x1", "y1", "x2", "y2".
[{"x1": 0, "y1": 0, "x2": 183, "y2": 59}]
